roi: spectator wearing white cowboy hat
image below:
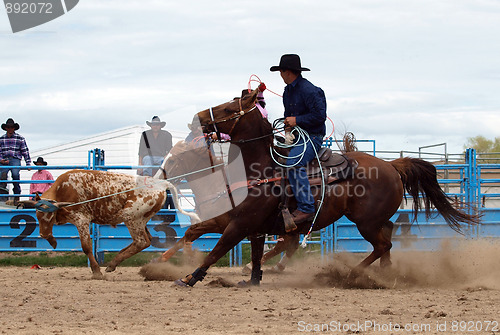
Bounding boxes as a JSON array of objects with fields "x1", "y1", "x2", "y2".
[
  {"x1": 138, "y1": 116, "x2": 175, "y2": 209},
  {"x1": 30, "y1": 157, "x2": 54, "y2": 200},
  {"x1": 138, "y1": 116, "x2": 173, "y2": 177},
  {"x1": 0, "y1": 118, "x2": 32, "y2": 204}
]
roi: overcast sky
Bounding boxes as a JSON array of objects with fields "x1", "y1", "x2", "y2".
[{"x1": 1, "y1": 0, "x2": 500, "y2": 156}]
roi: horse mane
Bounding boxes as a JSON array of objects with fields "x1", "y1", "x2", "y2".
[
  {"x1": 239, "y1": 89, "x2": 274, "y2": 147},
  {"x1": 260, "y1": 118, "x2": 274, "y2": 147}
]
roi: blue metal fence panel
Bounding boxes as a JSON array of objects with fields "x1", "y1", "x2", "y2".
[
  {"x1": 0, "y1": 209, "x2": 82, "y2": 252},
  {"x1": 1, "y1": 147, "x2": 499, "y2": 265},
  {"x1": 94, "y1": 209, "x2": 221, "y2": 255},
  {"x1": 334, "y1": 210, "x2": 477, "y2": 253},
  {"x1": 478, "y1": 208, "x2": 500, "y2": 238}
]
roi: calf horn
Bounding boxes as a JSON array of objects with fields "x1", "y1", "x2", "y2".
[{"x1": 18, "y1": 200, "x2": 38, "y2": 209}]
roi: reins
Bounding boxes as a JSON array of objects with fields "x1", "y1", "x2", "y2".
[{"x1": 206, "y1": 102, "x2": 258, "y2": 138}]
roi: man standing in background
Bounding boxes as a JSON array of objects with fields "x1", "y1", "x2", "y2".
[
  {"x1": 0, "y1": 118, "x2": 32, "y2": 205},
  {"x1": 30, "y1": 157, "x2": 54, "y2": 199},
  {"x1": 138, "y1": 116, "x2": 174, "y2": 208}
]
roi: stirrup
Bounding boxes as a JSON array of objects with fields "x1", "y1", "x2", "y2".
[{"x1": 282, "y1": 207, "x2": 297, "y2": 232}]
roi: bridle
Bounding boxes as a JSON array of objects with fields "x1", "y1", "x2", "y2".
[{"x1": 205, "y1": 98, "x2": 258, "y2": 138}]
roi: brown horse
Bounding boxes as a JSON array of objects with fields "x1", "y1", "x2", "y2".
[{"x1": 174, "y1": 89, "x2": 479, "y2": 287}]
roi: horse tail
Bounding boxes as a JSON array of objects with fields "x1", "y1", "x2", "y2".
[
  {"x1": 341, "y1": 132, "x2": 358, "y2": 153},
  {"x1": 390, "y1": 157, "x2": 479, "y2": 234}
]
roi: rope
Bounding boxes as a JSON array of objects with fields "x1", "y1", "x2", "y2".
[
  {"x1": 270, "y1": 128, "x2": 308, "y2": 168},
  {"x1": 248, "y1": 74, "x2": 282, "y2": 98},
  {"x1": 63, "y1": 186, "x2": 146, "y2": 208},
  {"x1": 300, "y1": 139, "x2": 326, "y2": 248},
  {"x1": 177, "y1": 188, "x2": 197, "y2": 209},
  {"x1": 269, "y1": 120, "x2": 327, "y2": 247}
]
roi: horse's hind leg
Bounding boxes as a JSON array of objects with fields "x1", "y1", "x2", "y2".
[
  {"x1": 351, "y1": 221, "x2": 392, "y2": 277},
  {"x1": 270, "y1": 234, "x2": 299, "y2": 271},
  {"x1": 242, "y1": 233, "x2": 299, "y2": 273},
  {"x1": 379, "y1": 220, "x2": 393, "y2": 268},
  {"x1": 243, "y1": 235, "x2": 283, "y2": 274}
]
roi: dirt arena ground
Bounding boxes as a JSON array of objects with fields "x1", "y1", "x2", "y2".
[{"x1": 1, "y1": 240, "x2": 499, "y2": 335}]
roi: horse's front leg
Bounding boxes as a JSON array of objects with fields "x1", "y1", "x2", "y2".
[
  {"x1": 243, "y1": 234, "x2": 265, "y2": 286},
  {"x1": 175, "y1": 221, "x2": 248, "y2": 287}
]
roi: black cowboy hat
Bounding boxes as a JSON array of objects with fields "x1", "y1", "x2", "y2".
[
  {"x1": 146, "y1": 116, "x2": 166, "y2": 128},
  {"x1": 34, "y1": 157, "x2": 48, "y2": 166},
  {"x1": 1, "y1": 118, "x2": 20, "y2": 131},
  {"x1": 270, "y1": 54, "x2": 310, "y2": 72}
]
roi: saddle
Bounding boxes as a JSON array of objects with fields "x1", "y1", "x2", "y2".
[
  {"x1": 276, "y1": 148, "x2": 357, "y2": 232},
  {"x1": 305, "y1": 147, "x2": 357, "y2": 186}
]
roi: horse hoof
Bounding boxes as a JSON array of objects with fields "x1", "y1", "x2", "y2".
[
  {"x1": 237, "y1": 279, "x2": 260, "y2": 287},
  {"x1": 237, "y1": 280, "x2": 250, "y2": 287},
  {"x1": 105, "y1": 266, "x2": 116, "y2": 273},
  {"x1": 91, "y1": 272, "x2": 104, "y2": 280},
  {"x1": 272, "y1": 263, "x2": 285, "y2": 272},
  {"x1": 347, "y1": 269, "x2": 361, "y2": 283},
  {"x1": 173, "y1": 279, "x2": 190, "y2": 287}
]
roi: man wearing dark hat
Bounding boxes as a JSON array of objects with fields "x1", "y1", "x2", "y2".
[
  {"x1": 29, "y1": 157, "x2": 54, "y2": 199},
  {"x1": 138, "y1": 116, "x2": 174, "y2": 208},
  {"x1": 0, "y1": 118, "x2": 32, "y2": 203},
  {"x1": 270, "y1": 54, "x2": 327, "y2": 227}
]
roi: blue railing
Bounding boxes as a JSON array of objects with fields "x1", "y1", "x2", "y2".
[{"x1": 1, "y1": 147, "x2": 499, "y2": 266}]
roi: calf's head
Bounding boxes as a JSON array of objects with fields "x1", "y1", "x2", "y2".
[
  {"x1": 36, "y1": 210, "x2": 59, "y2": 249},
  {"x1": 21, "y1": 197, "x2": 74, "y2": 249}
]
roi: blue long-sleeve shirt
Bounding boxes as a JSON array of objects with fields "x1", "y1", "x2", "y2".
[{"x1": 283, "y1": 75, "x2": 327, "y2": 136}]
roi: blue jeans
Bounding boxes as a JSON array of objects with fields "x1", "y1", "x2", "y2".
[
  {"x1": 0, "y1": 157, "x2": 21, "y2": 195},
  {"x1": 142, "y1": 155, "x2": 164, "y2": 177},
  {"x1": 287, "y1": 135, "x2": 323, "y2": 213}
]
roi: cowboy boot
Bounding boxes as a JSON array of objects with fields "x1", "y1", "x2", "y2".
[{"x1": 291, "y1": 209, "x2": 314, "y2": 224}]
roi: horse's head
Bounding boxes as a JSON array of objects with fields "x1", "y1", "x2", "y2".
[
  {"x1": 196, "y1": 88, "x2": 259, "y2": 136},
  {"x1": 161, "y1": 141, "x2": 221, "y2": 184}
]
